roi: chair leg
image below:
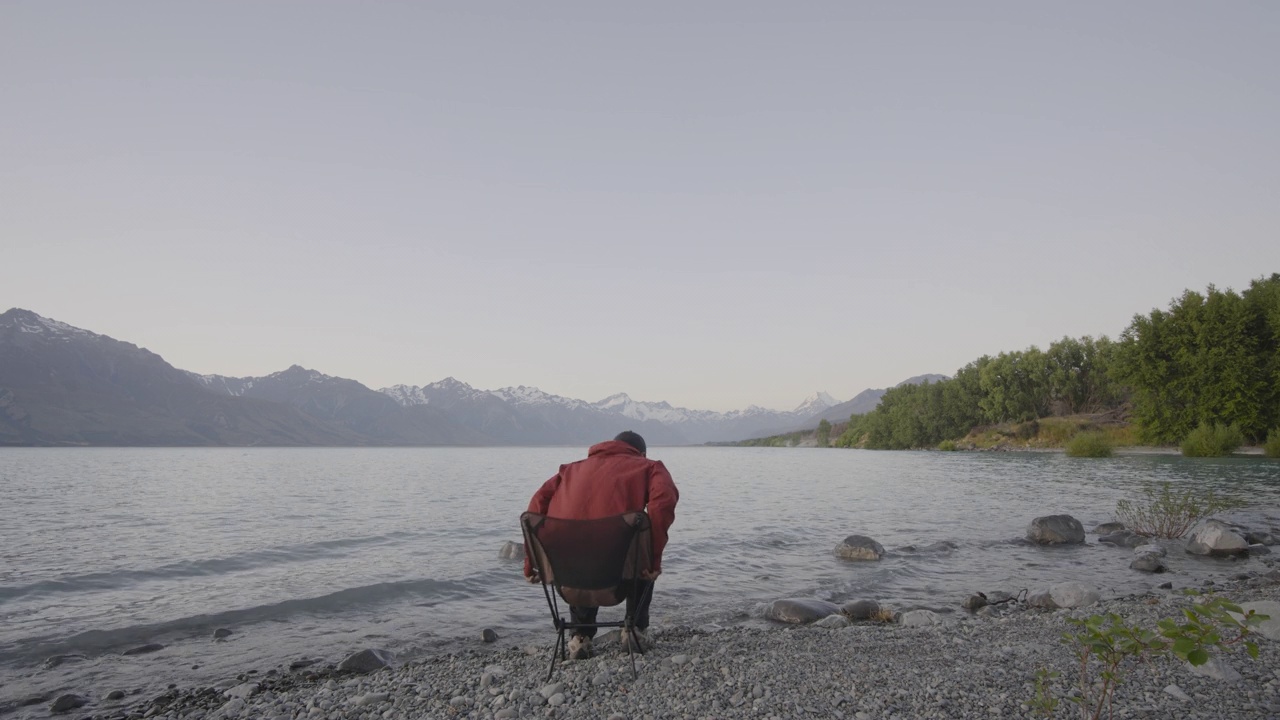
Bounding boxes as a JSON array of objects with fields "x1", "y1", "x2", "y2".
[
  {"x1": 547, "y1": 629, "x2": 565, "y2": 682},
  {"x1": 623, "y1": 618, "x2": 638, "y2": 680}
]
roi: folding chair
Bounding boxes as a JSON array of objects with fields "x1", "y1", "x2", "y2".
[{"x1": 520, "y1": 511, "x2": 652, "y2": 681}]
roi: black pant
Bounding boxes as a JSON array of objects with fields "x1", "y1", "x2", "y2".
[{"x1": 569, "y1": 580, "x2": 654, "y2": 638}]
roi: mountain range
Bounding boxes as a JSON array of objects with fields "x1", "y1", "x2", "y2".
[{"x1": 0, "y1": 308, "x2": 945, "y2": 447}]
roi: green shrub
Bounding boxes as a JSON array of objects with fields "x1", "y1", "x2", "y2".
[
  {"x1": 1115, "y1": 482, "x2": 1246, "y2": 538},
  {"x1": 1265, "y1": 428, "x2": 1280, "y2": 458},
  {"x1": 1065, "y1": 431, "x2": 1113, "y2": 458},
  {"x1": 1181, "y1": 422, "x2": 1244, "y2": 457},
  {"x1": 937, "y1": 440, "x2": 957, "y2": 452}
]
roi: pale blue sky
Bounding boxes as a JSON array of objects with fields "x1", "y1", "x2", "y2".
[{"x1": 4, "y1": 2, "x2": 1278, "y2": 412}]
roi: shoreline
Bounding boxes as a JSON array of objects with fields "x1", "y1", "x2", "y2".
[{"x1": 36, "y1": 577, "x2": 1280, "y2": 720}]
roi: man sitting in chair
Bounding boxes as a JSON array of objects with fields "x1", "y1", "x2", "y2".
[{"x1": 524, "y1": 430, "x2": 679, "y2": 659}]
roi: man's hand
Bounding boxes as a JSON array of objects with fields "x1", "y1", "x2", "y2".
[
  {"x1": 641, "y1": 569, "x2": 661, "y2": 581},
  {"x1": 525, "y1": 571, "x2": 541, "y2": 584}
]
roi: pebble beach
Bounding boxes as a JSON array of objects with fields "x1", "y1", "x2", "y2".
[{"x1": 36, "y1": 577, "x2": 1280, "y2": 720}]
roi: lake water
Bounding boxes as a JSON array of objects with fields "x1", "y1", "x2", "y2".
[{"x1": 2, "y1": 447, "x2": 1279, "y2": 716}]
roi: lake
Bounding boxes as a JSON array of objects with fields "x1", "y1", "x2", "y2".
[{"x1": 2, "y1": 447, "x2": 1279, "y2": 716}]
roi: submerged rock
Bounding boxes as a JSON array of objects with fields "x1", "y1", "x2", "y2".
[
  {"x1": 49, "y1": 694, "x2": 88, "y2": 713},
  {"x1": 841, "y1": 599, "x2": 881, "y2": 620},
  {"x1": 122, "y1": 643, "x2": 165, "y2": 656},
  {"x1": 1131, "y1": 553, "x2": 1167, "y2": 573},
  {"x1": 763, "y1": 598, "x2": 841, "y2": 624},
  {"x1": 1027, "y1": 515, "x2": 1085, "y2": 545},
  {"x1": 834, "y1": 535, "x2": 885, "y2": 561},
  {"x1": 482, "y1": 628, "x2": 499, "y2": 643},
  {"x1": 1093, "y1": 522, "x2": 1127, "y2": 535},
  {"x1": 213, "y1": 628, "x2": 233, "y2": 640}
]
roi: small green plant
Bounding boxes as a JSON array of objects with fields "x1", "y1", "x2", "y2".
[
  {"x1": 937, "y1": 439, "x2": 957, "y2": 451},
  {"x1": 1030, "y1": 667, "x2": 1060, "y2": 719},
  {"x1": 1047, "y1": 595, "x2": 1267, "y2": 720},
  {"x1": 1066, "y1": 431, "x2": 1114, "y2": 458},
  {"x1": 1181, "y1": 421, "x2": 1244, "y2": 457},
  {"x1": 1264, "y1": 428, "x2": 1280, "y2": 458},
  {"x1": 1114, "y1": 482, "x2": 1245, "y2": 538}
]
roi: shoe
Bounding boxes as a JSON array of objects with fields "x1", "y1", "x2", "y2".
[
  {"x1": 566, "y1": 634, "x2": 592, "y2": 660},
  {"x1": 620, "y1": 627, "x2": 651, "y2": 654}
]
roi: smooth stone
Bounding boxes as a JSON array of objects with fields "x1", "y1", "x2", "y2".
[
  {"x1": 105, "y1": 690, "x2": 127, "y2": 701},
  {"x1": 1164, "y1": 684, "x2": 1193, "y2": 702},
  {"x1": 224, "y1": 682, "x2": 258, "y2": 700},
  {"x1": 1247, "y1": 531, "x2": 1278, "y2": 546},
  {"x1": 764, "y1": 598, "x2": 842, "y2": 624},
  {"x1": 496, "y1": 710, "x2": 518, "y2": 719},
  {"x1": 1158, "y1": 581, "x2": 1174, "y2": 589},
  {"x1": 539, "y1": 683, "x2": 564, "y2": 700},
  {"x1": 1027, "y1": 515, "x2": 1085, "y2": 545},
  {"x1": 834, "y1": 534, "x2": 885, "y2": 561},
  {"x1": 49, "y1": 694, "x2": 88, "y2": 713},
  {"x1": 213, "y1": 628, "x2": 233, "y2": 640},
  {"x1": 1050, "y1": 582, "x2": 1100, "y2": 608},
  {"x1": 898, "y1": 609, "x2": 941, "y2": 627},
  {"x1": 1093, "y1": 522, "x2": 1127, "y2": 535},
  {"x1": 1098, "y1": 531, "x2": 1134, "y2": 546},
  {"x1": 498, "y1": 541, "x2": 525, "y2": 560},
  {"x1": 1188, "y1": 656, "x2": 1243, "y2": 683},
  {"x1": 1187, "y1": 521, "x2": 1249, "y2": 556},
  {"x1": 353, "y1": 693, "x2": 389, "y2": 707},
  {"x1": 122, "y1": 643, "x2": 165, "y2": 655},
  {"x1": 289, "y1": 659, "x2": 320, "y2": 670},
  {"x1": 338, "y1": 648, "x2": 393, "y2": 674},
  {"x1": 482, "y1": 628, "x2": 499, "y2": 643},
  {"x1": 962, "y1": 594, "x2": 989, "y2": 611},
  {"x1": 547, "y1": 693, "x2": 566, "y2": 707},
  {"x1": 1133, "y1": 544, "x2": 1167, "y2": 557},
  {"x1": 816, "y1": 614, "x2": 850, "y2": 628},
  {"x1": 842, "y1": 599, "x2": 881, "y2": 620},
  {"x1": 1232, "y1": 601, "x2": 1280, "y2": 641},
  {"x1": 670, "y1": 654, "x2": 691, "y2": 665},
  {"x1": 1249, "y1": 544, "x2": 1272, "y2": 556}
]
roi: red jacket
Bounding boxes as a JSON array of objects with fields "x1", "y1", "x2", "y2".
[{"x1": 525, "y1": 440, "x2": 679, "y2": 575}]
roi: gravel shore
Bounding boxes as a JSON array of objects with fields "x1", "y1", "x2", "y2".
[{"x1": 59, "y1": 579, "x2": 1280, "y2": 720}]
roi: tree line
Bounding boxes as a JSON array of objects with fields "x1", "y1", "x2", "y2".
[{"x1": 835, "y1": 274, "x2": 1280, "y2": 450}]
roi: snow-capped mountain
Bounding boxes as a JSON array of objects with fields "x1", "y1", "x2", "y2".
[{"x1": 792, "y1": 391, "x2": 839, "y2": 417}]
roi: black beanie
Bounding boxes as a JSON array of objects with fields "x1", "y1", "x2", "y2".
[{"x1": 614, "y1": 430, "x2": 646, "y2": 454}]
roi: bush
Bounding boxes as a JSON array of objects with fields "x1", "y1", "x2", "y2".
[
  {"x1": 937, "y1": 440, "x2": 957, "y2": 451},
  {"x1": 1181, "y1": 422, "x2": 1244, "y2": 457},
  {"x1": 1265, "y1": 428, "x2": 1280, "y2": 458},
  {"x1": 1065, "y1": 431, "x2": 1113, "y2": 458},
  {"x1": 1115, "y1": 482, "x2": 1246, "y2": 538}
]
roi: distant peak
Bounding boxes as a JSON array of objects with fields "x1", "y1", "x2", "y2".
[{"x1": 0, "y1": 309, "x2": 98, "y2": 340}]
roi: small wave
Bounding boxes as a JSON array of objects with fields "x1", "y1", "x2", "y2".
[
  {"x1": 2, "y1": 569, "x2": 507, "y2": 665},
  {"x1": 0, "y1": 532, "x2": 420, "y2": 602}
]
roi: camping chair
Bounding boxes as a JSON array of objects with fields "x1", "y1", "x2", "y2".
[{"x1": 520, "y1": 510, "x2": 652, "y2": 681}]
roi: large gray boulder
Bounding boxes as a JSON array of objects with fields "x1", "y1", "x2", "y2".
[
  {"x1": 834, "y1": 535, "x2": 885, "y2": 561},
  {"x1": 1131, "y1": 552, "x2": 1167, "y2": 573},
  {"x1": 339, "y1": 648, "x2": 393, "y2": 674},
  {"x1": 763, "y1": 598, "x2": 841, "y2": 624},
  {"x1": 1027, "y1": 515, "x2": 1085, "y2": 545},
  {"x1": 1187, "y1": 521, "x2": 1249, "y2": 557}
]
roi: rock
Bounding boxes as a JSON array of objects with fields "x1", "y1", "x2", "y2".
[
  {"x1": 289, "y1": 658, "x2": 320, "y2": 670},
  {"x1": 1029, "y1": 583, "x2": 1100, "y2": 609},
  {"x1": 1248, "y1": 544, "x2": 1272, "y2": 556},
  {"x1": 962, "y1": 594, "x2": 989, "y2": 611},
  {"x1": 122, "y1": 643, "x2": 165, "y2": 655},
  {"x1": 539, "y1": 683, "x2": 564, "y2": 700},
  {"x1": 1187, "y1": 521, "x2": 1249, "y2": 556},
  {"x1": 1131, "y1": 553, "x2": 1167, "y2": 573},
  {"x1": 42, "y1": 653, "x2": 87, "y2": 669},
  {"x1": 1164, "y1": 684, "x2": 1192, "y2": 702},
  {"x1": 1246, "y1": 531, "x2": 1278, "y2": 546},
  {"x1": 224, "y1": 682, "x2": 258, "y2": 700},
  {"x1": 1133, "y1": 544, "x2": 1167, "y2": 557},
  {"x1": 842, "y1": 599, "x2": 881, "y2": 620},
  {"x1": 1027, "y1": 515, "x2": 1085, "y2": 545},
  {"x1": 1232, "y1": 601, "x2": 1280, "y2": 641},
  {"x1": 763, "y1": 598, "x2": 842, "y2": 624},
  {"x1": 338, "y1": 648, "x2": 393, "y2": 674},
  {"x1": 1098, "y1": 531, "x2": 1135, "y2": 546},
  {"x1": 482, "y1": 628, "x2": 499, "y2": 643},
  {"x1": 49, "y1": 694, "x2": 88, "y2": 713},
  {"x1": 1158, "y1": 581, "x2": 1174, "y2": 589},
  {"x1": 1188, "y1": 656, "x2": 1242, "y2": 683},
  {"x1": 353, "y1": 692, "x2": 390, "y2": 706},
  {"x1": 895, "y1": 541, "x2": 958, "y2": 553},
  {"x1": 898, "y1": 609, "x2": 941, "y2": 627},
  {"x1": 213, "y1": 628, "x2": 233, "y2": 640},
  {"x1": 1093, "y1": 522, "x2": 1127, "y2": 535},
  {"x1": 498, "y1": 541, "x2": 525, "y2": 561},
  {"x1": 815, "y1": 614, "x2": 850, "y2": 629},
  {"x1": 670, "y1": 654, "x2": 691, "y2": 665},
  {"x1": 834, "y1": 535, "x2": 885, "y2": 561},
  {"x1": 105, "y1": 690, "x2": 126, "y2": 701}
]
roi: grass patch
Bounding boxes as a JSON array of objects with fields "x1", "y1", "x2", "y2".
[
  {"x1": 1065, "y1": 431, "x2": 1113, "y2": 458},
  {"x1": 1265, "y1": 429, "x2": 1280, "y2": 459},
  {"x1": 937, "y1": 440, "x2": 957, "y2": 451},
  {"x1": 1115, "y1": 482, "x2": 1246, "y2": 538},
  {"x1": 1181, "y1": 422, "x2": 1244, "y2": 457}
]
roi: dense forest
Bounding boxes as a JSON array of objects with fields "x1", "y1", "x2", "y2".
[{"x1": 823, "y1": 274, "x2": 1280, "y2": 450}]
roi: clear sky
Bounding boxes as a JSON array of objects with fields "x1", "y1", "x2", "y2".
[{"x1": 4, "y1": 2, "x2": 1278, "y2": 412}]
